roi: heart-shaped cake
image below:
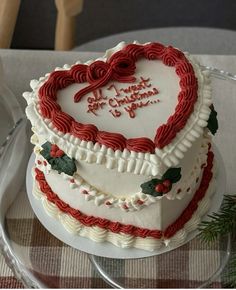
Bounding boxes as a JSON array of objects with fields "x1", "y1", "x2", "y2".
[{"x1": 23, "y1": 41, "x2": 218, "y2": 251}]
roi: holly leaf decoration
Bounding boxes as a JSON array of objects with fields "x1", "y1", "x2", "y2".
[
  {"x1": 140, "y1": 179, "x2": 163, "y2": 197},
  {"x1": 140, "y1": 167, "x2": 181, "y2": 197},
  {"x1": 53, "y1": 155, "x2": 76, "y2": 176},
  {"x1": 40, "y1": 141, "x2": 52, "y2": 160},
  {"x1": 207, "y1": 105, "x2": 218, "y2": 135},
  {"x1": 40, "y1": 142, "x2": 76, "y2": 176},
  {"x1": 163, "y1": 167, "x2": 181, "y2": 183}
]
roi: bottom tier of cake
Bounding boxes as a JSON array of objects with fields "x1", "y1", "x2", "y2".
[{"x1": 32, "y1": 150, "x2": 216, "y2": 251}]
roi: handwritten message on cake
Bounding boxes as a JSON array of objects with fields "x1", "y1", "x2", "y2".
[{"x1": 86, "y1": 77, "x2": 160, "y2": 118}]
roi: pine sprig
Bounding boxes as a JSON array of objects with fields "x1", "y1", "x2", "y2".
[
  {"x1": 199, "y1": 195, "x2": 236, "y2": 287},
  {"x1": 223, "y1": 253, "x2": 236, "y2": 288},
  {"x1": 198, "y1": 195, "x2": 236, "y2": 243}
]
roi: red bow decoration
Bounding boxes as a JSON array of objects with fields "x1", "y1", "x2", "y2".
[{"x1": 72, "y1": 51, "x2": 136, "y2": 102}]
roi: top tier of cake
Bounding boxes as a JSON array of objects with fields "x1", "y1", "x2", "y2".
[{"x1": 23, "y1": 41, "x2": 212, "y2": 178}]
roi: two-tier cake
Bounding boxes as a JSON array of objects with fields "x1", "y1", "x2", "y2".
[{"x1": 23, "y1": 41, "x2": 218, "y2": 251}]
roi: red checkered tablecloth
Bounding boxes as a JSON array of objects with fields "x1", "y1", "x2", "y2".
[{"x1": 1, "y1": 187, "x2": 232, "y2": 288}]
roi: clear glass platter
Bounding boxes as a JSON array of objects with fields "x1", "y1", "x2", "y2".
[{"x1": 0, "y1": 68, "x2": 235, "y2": 288}]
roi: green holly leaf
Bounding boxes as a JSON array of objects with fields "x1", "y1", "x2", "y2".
[
  {"x1": 40, "y1": 142, "x2": 76, "y2": 176},
  {"x1": 40, "y1": 141, "x2": 52, "y2": 161},
  {"x1": 140, "y1": 167, "x2": 182, "y2": 196},
  {"x1": 140, "y1": 179, "x2": 163, "y2": 197},
  {"x1": 163, "y1": 167, "x2": 181, "y2": 183},
  {"x1": 207, "y1": 106, "x2": 218, "y2": 135},
  {"x1": 54, "y1": 155, "x2": 76, "y2": 176}
]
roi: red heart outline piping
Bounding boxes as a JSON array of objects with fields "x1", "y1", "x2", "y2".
[{"x1": 38, "y1": 43, "x2": 198, "y2": 153}]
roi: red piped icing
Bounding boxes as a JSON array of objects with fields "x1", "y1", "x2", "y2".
[
  {"x1": 71, "y1": 121, "x2": 98, "y2": 142},
  {"x1": 96, "y1": 131, "x2": 127, "y2": 151},
  {"x1": 126, "y1": 137, "x2": 155, "y2": 153},
  {"x1": 162, "y1": 46, "x2": 185, "y2": 66},
  {"x1": 49, "y1": 71, "x2": 74, "y2": 89},
  {"x1": 144, "y1": 42, "x2": 165, "y2": 60},
  {"x1": 155, "y1": 124, "x2": 177, "y2": 149},
  {"x1": 38, "y1": 42, "x2": 199, "y2": 151},
  {"x1": 175, "y1": 61, "x2": 194, "y2": 76},
  {"x1": 52, "y1": 111, "x2": 74, "y2": 133},
  {"x1": 70, "y1": 64, "x2": 87, "y2": 82},
  {"x1": 178, "y1": 87, "x2": 197, "y2": 102},
  {"x1": 125, "y1": 44, "x2": 145, "y2": 60},
  {"x1": 38, "y1": 81, "x2": 58, "y2": 100},
  {"x1": 34, "y1": 150, "x2": 214, "y2": 240},
  {"x1": 40, "y1": 98, "x2": 61, "y2": 119}
]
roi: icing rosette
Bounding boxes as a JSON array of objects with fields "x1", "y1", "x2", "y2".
[{"x1": 108, "y1": 50, "x2": 136, "y2": 81}]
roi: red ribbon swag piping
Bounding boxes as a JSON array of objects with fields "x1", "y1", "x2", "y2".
[
  {"x1": 38, "y1": 43, "x2": 198, "y2": 152},
  {"x1": 35, "y1": 150, "x2": 214, "y2": 240}
]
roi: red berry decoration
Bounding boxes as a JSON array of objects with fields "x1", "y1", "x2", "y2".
[
  {"x1": 55, "y1": 149, "x2": 64, "y2": 157},
  {"x1": 137, "y1": 199, "x2": 144, "y2": 205},
  {"x1": 50, "y1": 144, "x2": 64, "y2": 158},
  {"x1": 163, "y1": 179, "x2": 171, "y2": 188},
  {"x1": 40, "y1": 141, "x2": 77, "y2": 176},
  {"x1": 51, "y1": 144, "x2": 59, "y2": 152},
  {"x1": 140, "y1": 167, "x2": 181, "y2": 197},
  {"x1": 50, "y1": 151, "x2": 57, "y2": 158},
  {"x1": 155, "y1": 183, "x2": 164, "y2": 193},
  {"x1": 162, "y1": 187, "x2": 169, "y2": 194}
]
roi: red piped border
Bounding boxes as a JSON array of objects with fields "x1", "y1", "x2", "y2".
[
  {"x1": 34, "y1": 150, "x2": 214, "y2": 240},
  {"x1": 38, "y1": 43, "x2": 198, "y2": 152}
]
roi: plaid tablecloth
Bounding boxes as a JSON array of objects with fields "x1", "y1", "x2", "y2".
[
  {"x1": 0, "y1": 51, "x2": 236, "y2": 288},
  {"x1": 1, "y1": 187, "x2": 230, "y2": 288}
]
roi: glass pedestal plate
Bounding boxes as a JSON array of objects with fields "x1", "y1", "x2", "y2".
[{"x1": 0, "y1": 67, "x2": 235, "y2": 288}]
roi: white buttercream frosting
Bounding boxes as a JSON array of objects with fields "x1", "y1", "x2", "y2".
[
  {"x1": 32, "y1": 162, "x2": 216, "y2": 251},
  {"x1": 33, "y1": 133, "x2": 210, "y2": 215}
]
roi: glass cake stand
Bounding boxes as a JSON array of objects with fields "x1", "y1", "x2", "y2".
[{"x1": 0, "y1": 67, "x2": 235, "y2": 288}]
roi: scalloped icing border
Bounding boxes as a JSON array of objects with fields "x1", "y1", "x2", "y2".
[{"x1": 23, "y1": 41, "x2": 212, "y2": 177}]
